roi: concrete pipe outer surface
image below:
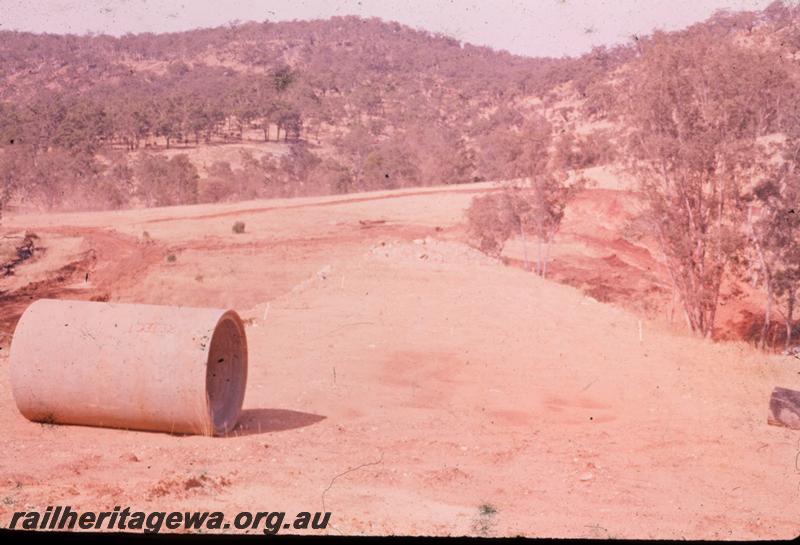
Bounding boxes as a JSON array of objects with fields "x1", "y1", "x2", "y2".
[{"x1": 9, "y1": 299, "x2": 248, "y2": 436}]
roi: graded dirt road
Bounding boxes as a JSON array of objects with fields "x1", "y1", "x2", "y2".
[{"x1": 0, "y1": 183, "x2": 798, "y2": 538}]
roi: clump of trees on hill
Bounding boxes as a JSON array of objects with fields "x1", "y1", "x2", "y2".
[
  {"x1": 467, "y1": 116, "x2": 584, "y2": 276},
  {"x1": 465, "y1": 2, "x2": 800, "y2": 349},
  {"x1": 617, "y1": 12, "x2": 800, "y2": 345},
  {"x1": 742, "y1": 114, "x2": 800, "y2": 349}
]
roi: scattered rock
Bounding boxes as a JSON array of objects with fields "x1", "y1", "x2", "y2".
[
  {"x1": 370, "y1": 239, "x2": 498, "y2": 266},
  {"x1": 316, "y1": 264, "x2": 332, "y2": 280},
  {"x1": 149, "y1": 473, "x2": 232, "y2": 499},
  {"x1": 784, "y1": 346, "x2": 800, "y2": 359},
  {"x1": 358, "y1": 219, "x2": 387, "y2": 229}
]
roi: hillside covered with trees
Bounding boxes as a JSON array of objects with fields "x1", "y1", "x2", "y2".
[{"x1": 0, "y1": 13, "x2": 634, "y2": 210}]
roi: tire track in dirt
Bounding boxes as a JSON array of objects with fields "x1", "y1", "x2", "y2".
[
  {"x1": 175, "y1": 221, "x2": 440, "y2": 254},
  {"x1": 141, "y1": 185, "x2": 502, "y2": 225},
  {"x1": 0, "y1": 249, "x2": 97, "y2": 346},
  {"x1": 0, "y1": 227, "x2": 166, "y2": 345}
]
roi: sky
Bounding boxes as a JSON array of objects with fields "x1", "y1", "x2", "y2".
[{"x1": 0, "y1": 0, "x2": 774, "y2": 57}]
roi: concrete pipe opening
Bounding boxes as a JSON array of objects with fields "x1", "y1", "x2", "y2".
[
  {"x1": 9, "y1": 299, "x2": 248, "y2": 436},
  {"x1": 206, "y1": 312, "x2": 248, "y2": 436}
]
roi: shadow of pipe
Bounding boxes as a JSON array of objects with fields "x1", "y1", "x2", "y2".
[{"x1": 225, "y1": 408, "x2": 326, "y2": 437}]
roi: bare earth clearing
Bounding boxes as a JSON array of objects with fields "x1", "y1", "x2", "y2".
[{"x1": 0, "y1": 182, "x2": 799, "y2": 538}]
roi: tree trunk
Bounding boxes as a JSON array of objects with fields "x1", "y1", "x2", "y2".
[
  {"x1": 519, "y1": 225, "x2": 529, "y2": 271},
  {"x1": 669, "y1": 287, "x2": 677, "y2": 324},
  {"x1": 682, "y1": 305, "x2": 692, "y2": 331},
  {"x1": 536, "y1": 239, "x2": 543, "y2": 276},
  {"x1": 761, "y1": 278, "x2": 773, "y2": 350},
  {"x1": 542, "y1": 240, "x2": 551, "y2": 279},
  {"x1": 705, "y1": 299, "x2": 718, "y2": 339}
]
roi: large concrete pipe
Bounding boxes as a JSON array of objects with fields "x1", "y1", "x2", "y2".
[{"x1": 9, "y1": 299, "x2": 248, "y2": 436}]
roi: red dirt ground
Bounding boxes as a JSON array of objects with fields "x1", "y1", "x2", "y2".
[{"x1": 1, "y1": 182, "x2": 799, "y2": 538}]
